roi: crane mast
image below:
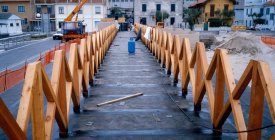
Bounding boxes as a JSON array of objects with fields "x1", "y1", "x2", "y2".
[{"x1": 64, "y1": 0, "x2": 89, "y2": 21}]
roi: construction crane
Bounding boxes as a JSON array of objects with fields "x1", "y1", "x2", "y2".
[{"x1": 61, "y1": 0, "x2": 89, "y2": 41}]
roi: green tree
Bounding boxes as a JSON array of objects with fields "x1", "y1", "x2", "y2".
[
  {"x1": 183, "y1": 8, "x2": 201, "y2": 30},
  {"x1": 155, "y1": 11, "x2": 170, "y2": 23},
  {"x1": 213, "y1": 9, "x2": 235, "y2": 26},
  {"x1": 248, "y1": 12, "x2": 264, "y2": 28}
]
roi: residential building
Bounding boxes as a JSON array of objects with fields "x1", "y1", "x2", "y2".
[
  {"x1": 32, "y1": 0, "x2": 56, "y2": 32},
  {"x1": 55, "y1": 0, "x2": 106, "y2": 32},
  {"x1": 263, "y1": 1, "x2": 275, "y2": 28},
  {"x1": 234, "y1": 0, "x2": 244, "y2": 25},
  {"x1": 134, "y1": 0, "x2": 183, "y2": 26},
  {"x1": 189, "y1": 0, "x2": 235, "y2": 23},
  {"x1": 0, "y1": 13, "x2": 23, "y2": 35},
  {"x1": 0, "y1": 0, "x2": 32, "y2": 31},
  {"x1": 106, "y1": 0, "x2": 134, "y2": 18},
  {"x1": 244, "y1": 0, "x2": 267, "y2": 27}
]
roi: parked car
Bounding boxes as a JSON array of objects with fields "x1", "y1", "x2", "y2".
[{"x1": 53, "y1": 31, "x2": 63, "y2": 40}]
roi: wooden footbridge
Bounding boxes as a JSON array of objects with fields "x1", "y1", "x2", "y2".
[{"x1": 0, "y1": 23, "x2": 275, "y2": 140}]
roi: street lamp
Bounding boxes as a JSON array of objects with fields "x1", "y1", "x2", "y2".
[{"x1": 36, "y1": 13, "x2": 41, "y2": 33}]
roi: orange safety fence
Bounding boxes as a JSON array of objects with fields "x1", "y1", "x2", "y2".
[
  {"x1": 261, "y1": 36, "x2": 275, "y2": 47},
  {"x1": 0, "y1": 38, "x2": 81, "y2": 94}
]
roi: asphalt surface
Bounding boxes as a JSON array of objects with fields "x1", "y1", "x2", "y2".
[{"x1": 0, "y1": 37, "x2": 60, "y2": 70}]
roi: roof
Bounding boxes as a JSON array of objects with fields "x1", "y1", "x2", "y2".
[
  {"x1": 189, "y1": 0, "x2": 236, "y2": 8},
  {"x1": 264, "y1": 1, "x2": 275, "y2": 6},
  {"x1": 0, "y1": 13, "x2": 21, "y2": 20},
  {"x1": 0, "y1": 13, "x2": 12, "y2": 19},
  {"x1": 189, "y1": 0, "x2": 208, "y2": 8}
]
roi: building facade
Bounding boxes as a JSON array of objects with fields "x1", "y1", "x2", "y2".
[
  {"x1": 134, "y1": 0, "x2": 183, "y2": 27},
  {"x1": 189, "y1": 0, "x2": 235, "y2": 23},
  {"x1": 0, "y1": 13, "x2": 23, "y2": 35},
  {"x1": 55, "y1": 0, "x2": 106, "y2": 32},
  {"x1": 0, "y1": 0, "x2": 32, "y2": 31},
  {"x1": 234, "y1": 0, "x2": 244, "y2": 25},
  {"x1": 244, "y1": 0, "x2": 267, "y2": 27},
  {"x1": 263, "y1": 1, "x2": 275, "y2": 28},
  {"x1": 106, "y1": 0, "x2": 134, "y2": 18}
]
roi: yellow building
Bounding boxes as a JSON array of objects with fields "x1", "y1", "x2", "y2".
[
  {"x1": 189, "y1": 0, "x2": 235, "y2": 24},
  {"x1": 0, "y1": 0, "x2": 33, "y2": 31}
]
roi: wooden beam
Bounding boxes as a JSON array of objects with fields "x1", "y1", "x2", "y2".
[
  {"x1": 257, "y1": 61, "x2": 275, "y2": 123},
  {"x1": 247, "y1": 62, "x2": 265, "y2": 140},
  {"x1": 31, "y1": 62, "x2": 45, "y2": 140},
  {"x1": 16, "y1": 62, "x2": 38, "y2": 133},
  {"x1": 0, "y1": 98, "x2": 27, "y2": 140},
  {"x1": 97, "y1": 93, "x2": 143, "y2": 107}
]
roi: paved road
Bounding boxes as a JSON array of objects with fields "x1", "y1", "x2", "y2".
[{"x1": 0, "y1": 37, "x2": 60, "y2": 70}]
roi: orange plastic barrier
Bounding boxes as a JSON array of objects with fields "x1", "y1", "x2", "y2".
[
  {"x1": 0, "y1": 72, "x2": 6, "y2": 93},
  {"x1": 0, "y1": 38, "x2": 84, "y2": 94},
  {"x1": 5, "y1": 66, "x2": 26, "y2": 90},
  {"x1": 261, "y1": 36, "x2": 275, "y2": 46}
]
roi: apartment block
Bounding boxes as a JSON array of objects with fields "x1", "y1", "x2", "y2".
[{"x1": 134, "y1": 0, "x2": 183, "y2": 27}]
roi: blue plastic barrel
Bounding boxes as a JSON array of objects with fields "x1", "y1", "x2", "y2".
[{"x1": 128, "y1": 37, "x2": 135, "y2": 53}]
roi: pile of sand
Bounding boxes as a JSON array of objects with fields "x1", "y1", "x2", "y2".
[{"x1": 213, "y1": 32, "x2": 274, "y2": 55}]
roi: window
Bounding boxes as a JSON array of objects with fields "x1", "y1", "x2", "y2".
[
  {"x1": 58, "y1": 21, "x2": 63, "y2": 28},
  {"x1": 125, "y1": 0, "x2": 128, "y2": 1},
  {"x1": 171, "y1": 4, "x2": 175, "y2": 12},
  {"x1": 79, "y1": 9, "x2": 83, "y2": 14},
  {"x1": 140, "y1": 17, "x2": 146, "y2": 25},
  {"x1": 10, "y1": 23, "x2": 13, "y2": 27},
  {"x1": 142, "y1": 4, "x2": 147, "y2": 12},
  {"x1": 260, "y1": 8, "x2": 264, "y2": 15},
  {"x1": 130, "y1": 0, "x2": 133, "y2": 2},
  {"x1": 112, "y1": 0, "x2": 115, "y2": 2},
  {"x1": 109, "y1": 0, "x2": 111, "y2": 2},
  {"x1": 224, "y1": 4, "x2": 229, "y2": 13},
  {"x1": 156, "y1": 4, "x2": 161, "y2": 11},
  {"x1": 1, "y1": 6, "x2": 8, "y2": 12},
  {"x1": 121, "y1": 0, "x2": 124, "y2": 2},
  {"x1": 271, "y1": 13, "x2": 274, "y2": 20},
  {"x1": 95, "y1": 7, "x2": 101, "y2": 14},
  {"x1": 170, "y1": 17, "x2": 175, "y2": 25},
  {"x1": 36, "y1": 6, "x2": 41, "y2": 13},
  {"x1": 266, "y1": 8, "x2": 270, "y2": 15},
  {"x1": 16, "y1": 23, "x2": 19, "y2": 26},
  {"x1": 94, "y1": 20, "x2": 100, "y2": 29},
  {"x1": 246, "y1": 9, "x2": 248, "y2": 15},
  {"x1": 18, "y1": 6, "x2": 25, "y2": 13},
  {"x1": 47, "y1": 6, "x2": 52, "y2": 14},
  {"x1": 59, "y1": 7, "x2": 64, "y2": 14},
  {"x1": 21, "y1": 18, "x2": 28, "y2": 25},
  {"x1": 210, "y1": 4, "x2": 215, "y2": 17},
  {"x1": 116, "y1": 0, "x2": 119, "y2": 2},
  {"x1": 250, "y1": 8, "x2": 252, "y2": 14}
]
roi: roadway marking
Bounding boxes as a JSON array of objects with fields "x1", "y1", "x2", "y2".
[{"x1": 0, "y1": 37, "x2": 53, "y2": 55}]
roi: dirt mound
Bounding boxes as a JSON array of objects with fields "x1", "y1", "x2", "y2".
[{"x1": 213, "y1": 32, "x2": 273, "y2": 55}]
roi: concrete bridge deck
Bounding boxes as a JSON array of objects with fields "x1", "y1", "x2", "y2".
[{"x1": 63, "y1": 31, "x2": 238, "y2": 140}]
